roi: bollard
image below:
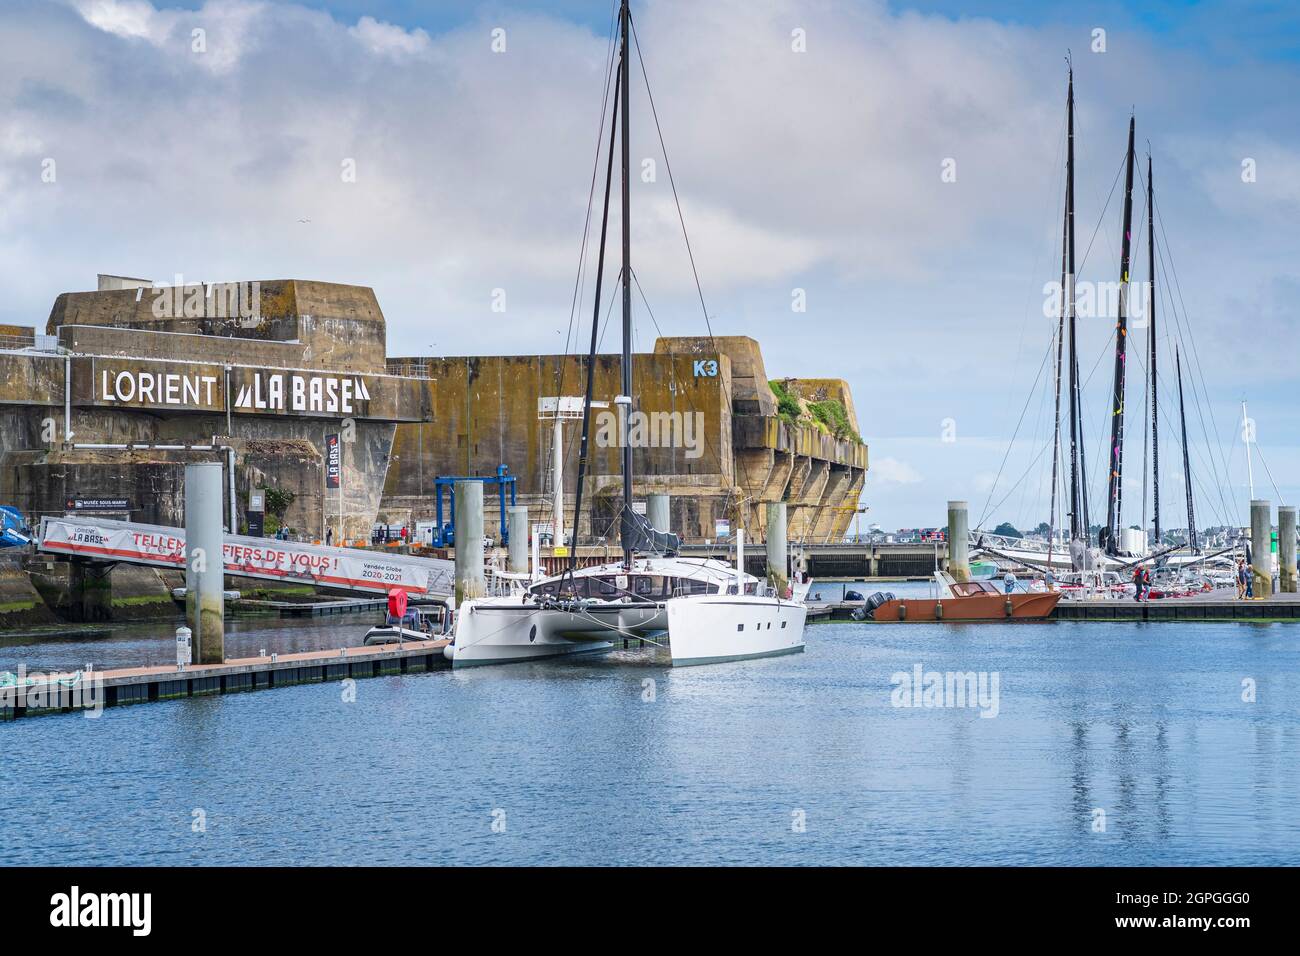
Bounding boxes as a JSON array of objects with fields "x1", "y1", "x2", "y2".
[
  {"x1": 175, "y1": 625, "x2": 192, "y2": 671},
  {"x1": 1279, "y1": 506, "x2": 1297, "y2": 594},
  {"x1": 948, "y1": 500, "x2": 970, "y2": 583},
  {"x1": 766, "y1": 502, "x2": 788, "y2": 596},
  {"x1": 454, "y1": 481, "x2": 486, "y2": 604},
  {"x1": 507, "y1": 506, "x2": 529, "y2": 574},
  {"x1": 1250, "y1": 499, "x2": 1272, "y2": 599},
  {"x1": 185, "y1": 462, "x2": 225, "y2": 663}
]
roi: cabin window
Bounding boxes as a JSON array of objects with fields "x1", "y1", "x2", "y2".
[
  {"x1": 736, "y1": 623, "x2": 744, "y2": 631},
  {"x1": 591, "y1": 577, "x2": 621, "y2": 599},
  {"x1": 781, "y1": 621, "x2": 786, "y2": 628}
]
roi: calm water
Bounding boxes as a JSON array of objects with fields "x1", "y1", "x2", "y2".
[{"x1": 2, "y1": 613, "x2": 1297, "y2": 866}]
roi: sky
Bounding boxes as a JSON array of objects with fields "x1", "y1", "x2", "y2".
[{"x1": 1, "y1": 0, "x2": 1297, "y2": 531}]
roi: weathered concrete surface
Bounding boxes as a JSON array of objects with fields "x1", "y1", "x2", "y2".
[
  {"x1": 47, "y1": 280, "x2": 389, "y2": 372},
  {"x1": 3, "y1": 279, "x2": 423, "y2": 543},
  {"x1": 0, "y1": 554, "x2": 58, "y2": 628}
]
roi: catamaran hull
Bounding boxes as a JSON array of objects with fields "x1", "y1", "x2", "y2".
[
  {"x1": 446, "y1": 600, "x2": 663, "y2": 668},
  {"x1": 666, "y1": 596, "x2": 806, "y2": 666}
]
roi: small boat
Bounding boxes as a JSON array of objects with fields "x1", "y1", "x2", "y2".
[
  {"x1": 363, "y1": 605, "x2": 449, "y2": 645},
  {"x1": 854, "y1": 572, "x2": 1060, "y2": 622}
]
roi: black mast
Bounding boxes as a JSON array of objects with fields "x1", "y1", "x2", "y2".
[
  {"x1": 1147, "y1": 153, "x2": 1160, "y2": 549},
  {"x1": 1104, "y1": 116, "x2": 1137, "y2": 553},
  {"x1": 1175, "y1": 347, "x2": 1198, "y2": 553},
  {"x1": 1064, "y1": 67, "x2": 1083, "y2": 546},
  {"x1": 618, "y1": 0, "x2": 634, "y2": 570},
  {"x1": 1048, "y1": 66, "x2": 1071, "y2": 565}
]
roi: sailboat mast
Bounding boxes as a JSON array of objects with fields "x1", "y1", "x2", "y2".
[
  {"x1": 1065, "y1": 69, "x2": 1084, "y2": 544},
  {"x1": 618, "y1": 0, "x2": 634, "y2": 569},
  {"x1": 1148, "y1": 154, "x2": 1160, "y2": 548},
  {"x1": 1048, "y1": 68, "x2": 1071, "y2": 564},
  {"x1": 1176, "y1": 347, "x2": 1198, "y2": 552},
  {"x1": 1105, "y1": 116, "x2": 1137, "y2": 552},
  {"x1": 568, "y1": 68, "x2": 622, "y2": 576}
]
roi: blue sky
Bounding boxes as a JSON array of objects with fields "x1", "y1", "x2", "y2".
[{"x1": 1, "y1": 0, "x2": 1297, "y2": 531}]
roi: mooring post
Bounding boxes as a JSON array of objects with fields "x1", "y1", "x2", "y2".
[
  {"x1": 948, "y1": 500, "x2": 970, "y2": 583},
  {"x1": 1277, "y1": 505, "x2": 1296, "y2": 593},
  {"x1": 455, "y1": 480, "x2": 486, "y2": 604},
  {"x1": 647, "y1": 493, "x2": 670, "y2": 533},
  {"x1": 507, "y1": 506, "x2": 529, "y2": 574},
  {"x1": 766, "y1": 501, "x2": 788, "y2": 596},
  {"x1": 185, "y1": 461, "x2": 225, "y2": 663},
  {"x1": 1250, "y1": 499, "x2": 1273, "y2": 598}
]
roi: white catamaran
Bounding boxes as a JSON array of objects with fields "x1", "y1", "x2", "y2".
[{"x1": 444, "y1": 0, "x2": 806, "y2": 668}]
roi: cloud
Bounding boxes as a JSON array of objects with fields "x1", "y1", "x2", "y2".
[
  {"x1": 73, "y1": 0, "x2": 162, "y2": 41},
  {"x1": 2, "y1": 0, "x2": 1297, "y2": 526},
  {"x1": 868, "y1": 457, "x2": 923, "y2": 486},
  {"x1": 349, "y1": 15, "x2": 431, "y2": 59}
]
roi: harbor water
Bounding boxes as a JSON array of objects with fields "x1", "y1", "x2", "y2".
[{"x1": 3, "y1": 614, "x2": 1297, "y2": 866}]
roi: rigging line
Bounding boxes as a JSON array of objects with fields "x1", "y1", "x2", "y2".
[
  {"x1": 1075, "y1": 150, "x2": 1126, "y2": 278},
  {"x1": 631, "y1": 268, "x2": 728, "y2": 474},
  {"x1": 984, "y1": 441, "x2": 1053, "y2": 524},
  {"x1": 546, "y1": 4, "x2": 622, "y2": 501},
  {"x1": 1250, "y1": 436, "x2": 1286, "y2": 505},
  {"x1": 556, "y1": 1, "x2": 622, "y2": 403},
  {"x1": 975, "y1": 332, "x2": 1057, "y2": 529},
  {"x1": 1151, "y1": 211, "x2": 1234, "y2": 525},
  {"x1": 1129, "y1": 342, "x2": 1231, "y2": 528},
  {"x1": 1152, "y1": 193, "x2": 1234, "y2": 512},
  {"x1": 628, "y1": 12, "x2": 734, "y2": 424}
]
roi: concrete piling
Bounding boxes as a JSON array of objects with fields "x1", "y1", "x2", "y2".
[
  {"x1": 454, "y1": 480, "x2": 485, "y2": 603},
  {"x1": 1278, "y1": 505, "x2": 1296, "y2": 593},
  {"x1": 1250, "y1": 499, "x2": 1272, "y2": 598},
  {"x1": 766, "y1": 501, "x2": 788, "y2": 595},
  {"x1": 507, "y1": 506, "x2": 529, "y2": 574},
  {"x1": 948, "y1": 500, "x2": 970, "y2": 583},
  {"x1": 647, "y1": 493, "x2": 670, "y2": 533},
  {"x1": 184, "y1": 462, "x2": 225, "y2": 663}
]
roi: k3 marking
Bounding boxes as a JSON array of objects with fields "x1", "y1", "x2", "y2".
[{"x1": 692, "y1": 360, "x2": 718, "y2": 377}]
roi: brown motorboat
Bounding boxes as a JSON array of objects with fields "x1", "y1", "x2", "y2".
[{"x1": 858, "y1": 573, "x2": 1061, "y2": 622}]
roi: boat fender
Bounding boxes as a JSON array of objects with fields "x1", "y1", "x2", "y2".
[
  {"x1": 897, "y1": 603, "x2": 907, "y2": 621},
  {"x1": 442, "y1": 642, "x2": 455, "y2": 661},
  {"x1": 934, "y1": 601, "x2": 943, "y2": 620},
  {"x1": 1004, "y1": 598, "x2": 1013, "y2": 617}
]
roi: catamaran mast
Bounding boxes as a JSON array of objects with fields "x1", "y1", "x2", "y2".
[
  {"x1": 1176, "y1": 347, "x2": 1198, "y2": 552},
  {"x1": 568, "y1": 46, "x2": 623, "y2": 576},
  {"x1": 1104, "y1": 116, "x2": 1137, "y2": 553},
  {"x1": 618, "y1": 0, "x2": 634, "y2": 570},
  {"x1": 1148, "y1": 154, "x2": 1160, "y2": 549}
]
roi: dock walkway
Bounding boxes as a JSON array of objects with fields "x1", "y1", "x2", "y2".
[{"x1": 2, "y1": 639, "x2": 449, "y2": 720}]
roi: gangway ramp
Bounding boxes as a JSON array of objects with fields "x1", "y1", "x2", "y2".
[{"x1": 37, "y1": 516, "x2": 454, "y2": 600}]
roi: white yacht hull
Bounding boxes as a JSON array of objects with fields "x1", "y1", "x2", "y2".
[
  {"x1": 447, "y1": 599, "x2": 663, "y2": 668},
  {"x1": 666, "y1": 595, "x2": 806, "y2": 666}
]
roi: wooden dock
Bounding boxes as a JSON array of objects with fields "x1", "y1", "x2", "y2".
[
  {"x1": 1052, "y1": 593, "x2": 1300, "y2": 621},
  {"x1": 1, "y1": 639, "x2": 449, "y2": 720}
]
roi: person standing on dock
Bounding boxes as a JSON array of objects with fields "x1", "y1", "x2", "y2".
[{"x1": 1236, "y1": 559, "x2": 1248, "y2": 600}]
